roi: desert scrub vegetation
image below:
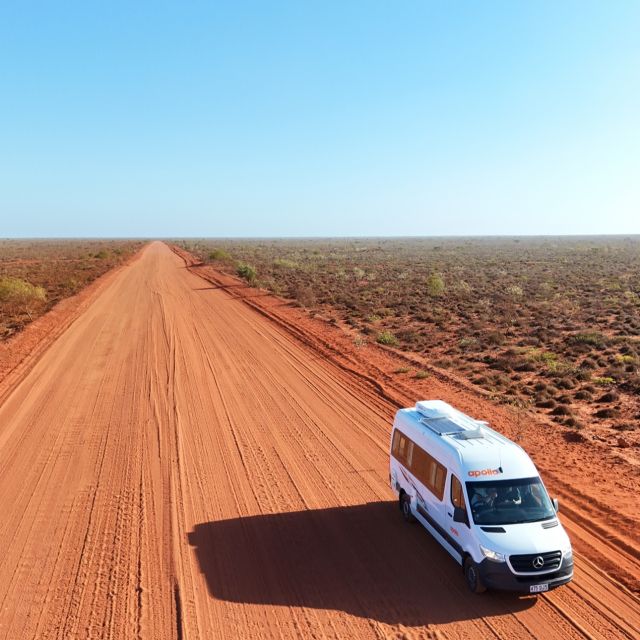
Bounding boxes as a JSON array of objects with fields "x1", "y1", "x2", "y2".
[
  {"x1": 376, "y1": 331, "x2": 398, "y2": 346},
  {"x1": 426, "y1": 273, "x2": 445, "y2": 297},
  {"x1": 181, "y1": 236, "x2": 640, "y2": 436},
  {"x1": 208, "y1": 248, "x2": 231, "y2": 262},
  {"x1": 0, "y1": 240, "x2": 143, "y2": 340},
  {"x1": 0, "y1": 277, "x2": 47, "y2": 320},
  {"x1": 236, "y1": 263, "x2": 257, "y2": 284}
]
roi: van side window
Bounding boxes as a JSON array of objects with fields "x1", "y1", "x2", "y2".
[
  {"x1": 391, "y1": 429, "x2": 446, "y2": 501},
  {"x1": 427, "y1": 456, "x2": 438, "y2": 488},
  {"x1": 451, "y1": 475, "x2": 466, "y2": 509},
  {"x1": 391, "y1": 430, "x2": 410, "y2": 466},
  {"x1": 406, "y1": 441, "x2": 414, "y2": 467},
  {"x1": 398, "y1": 435, "x2": 407, "y2": 461},
  {"x1": 434, "y1": 465, "x2": 446, "y2": 499},
  {"x1": 391, "y1": 429, "x2": 401, "y2": 457},
  {"x1": 411, "y1": 446, "x2": 428, "y2": 485},
  {"x1": 409, "y1": 444, "x2": 446, "y2": 501}
]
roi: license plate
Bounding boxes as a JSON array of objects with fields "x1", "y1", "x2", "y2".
[{"x1": 530, "y1": 584, "x2": 549, "y2": 593}]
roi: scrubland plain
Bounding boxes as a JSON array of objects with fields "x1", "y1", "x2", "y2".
[
  {"x1": 178, "y1": 237, "x2": 640, "y2": 449},
  {"x1": 0, "y1": 239, "x2": 143, "y2": 340}
]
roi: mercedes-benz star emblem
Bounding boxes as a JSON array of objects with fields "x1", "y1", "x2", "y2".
[{"x1": 532, "y1": 556, "x2": 545, "y2": 569}]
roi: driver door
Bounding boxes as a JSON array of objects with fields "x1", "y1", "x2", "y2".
[{"x1": 446, "y1": 474, "x2": 473, "y2": 558}]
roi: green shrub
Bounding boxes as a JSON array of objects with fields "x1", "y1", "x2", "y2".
[
  {"x1": 273, "y1": 258, "x2": 298, "y2": 269},
  {"x1": 593, "y1": 376, "x2": 615, "y2": 386},
  {"x1": 571, "y1": 332, "x2": 606, "y2": 347},
  {"x1": 414, "y1": 370, "x2": 430, "y2": 379},
  {"x1": 0, "y1": 276, "x2": 47, "y2": 319},
  {"x1": 0, "y1": 277, "x2": 46, "y2": 303},
  {"x1": 426, "y1": 273, "x2": 445, "y2": 297},
  {"x1": 209, "y1": 249, "x2": 231, "y2": 261},
  {"x1": 236, "y1": 263, "x2": 257, "y2": 284},
  {"x1": 524, "y1": 348, "x2": 567, "y2": 372},
  {"x1": 376, "y1": 331, "x2": 398, "y2": 346}
]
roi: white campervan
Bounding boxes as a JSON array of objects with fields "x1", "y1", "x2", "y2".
[{"x1": 389, "y1": 400, "x2": 573, "y2": 594}]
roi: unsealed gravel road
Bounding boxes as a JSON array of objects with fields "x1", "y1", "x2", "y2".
[{"x1": 1, "y1": 241, "x2": 639, "y2": 639}]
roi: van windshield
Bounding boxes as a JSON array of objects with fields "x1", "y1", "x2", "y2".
[{"x1": 466, "y1": 477, "x2": 556, "y2": 525}]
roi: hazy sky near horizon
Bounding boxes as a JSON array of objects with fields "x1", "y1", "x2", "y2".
[{"x1": 1, "y1": 2, "x2": 638, "y2": 238}]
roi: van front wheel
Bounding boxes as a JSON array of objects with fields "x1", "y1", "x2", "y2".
[
  {"x1": 464, "y1": 557, "x2": 487, "y2": 594},
  {"x1": 401, "y1": 494, "x2": 416, "y2": 523}
]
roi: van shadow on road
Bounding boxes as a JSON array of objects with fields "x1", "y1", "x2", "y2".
[{"x1": 187, "y1": 501, "x2": 536, "y2": 626}]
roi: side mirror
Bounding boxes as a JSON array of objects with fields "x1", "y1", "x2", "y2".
[
  {"x1": 552, "y1": 498, "x2": 559, "y2": 513},
  {"x1": 453, "y1": 506, "x2": 469, "y2": 527}
]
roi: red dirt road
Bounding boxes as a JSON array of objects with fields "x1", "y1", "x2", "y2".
[{"x1": 1, "y1": 241, "x2": 639, "y2": 639}]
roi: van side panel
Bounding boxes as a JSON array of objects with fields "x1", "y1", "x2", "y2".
[{"x1": 389, "y1": 413, "x2": 462, "y2": 563}]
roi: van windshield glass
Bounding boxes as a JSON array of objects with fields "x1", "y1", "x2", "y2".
[{"x1": 466, "y1": 477, "x2": 555, "y2": 525}]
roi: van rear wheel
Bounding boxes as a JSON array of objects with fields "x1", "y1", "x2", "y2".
[
  {"x1": 464, "y1": 557, "x2": 486, "y2": 594},
  {"x1": 400, "y1": 494, "x2": 416, "y2": 523}
]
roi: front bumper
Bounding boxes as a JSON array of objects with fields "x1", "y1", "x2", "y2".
[{"x1": 478, "y1": 556, "x2": 574, "y2": 593}]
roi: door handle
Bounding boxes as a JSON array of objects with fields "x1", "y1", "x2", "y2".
[{"x1": 447, "y1": 512, "x2": 452, "y2": 517}]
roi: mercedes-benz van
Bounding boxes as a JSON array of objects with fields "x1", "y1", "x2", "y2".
[{"x1": 389, "y1": 400, "x2": 573, "y2": 593}]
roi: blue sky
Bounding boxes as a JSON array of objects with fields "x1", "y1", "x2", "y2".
[{"x1": 1, "y1": 1, "x2": 638, "y2": 237}]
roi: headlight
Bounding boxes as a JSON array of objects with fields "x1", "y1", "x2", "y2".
[
  {"x1": 480, "y1": 545, "x2": 506, "y2": 562},
  {"x1": 563, "y1": 548, "x2": 573, "y2": 561}
]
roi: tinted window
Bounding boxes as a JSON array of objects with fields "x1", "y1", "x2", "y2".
[
  {"x1": 433, "y1": 464, "x2": 446, "y2": 500},
  {"x1": 451, "y1": 475, "x2": 466, "y2": 509},
  {"x1": 392, "y1": 431, "x2": 446, "y2": 501},
  {"x1": 391, "y1": 429, "x2": 401, "y2": 456},
  {"x1": 398, "y1": 434, "x2": 407, "y2": 461}
]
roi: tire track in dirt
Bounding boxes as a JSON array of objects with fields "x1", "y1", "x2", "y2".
[{"x1": 0, "y1": 242, "x2": 638, "y2": 639}]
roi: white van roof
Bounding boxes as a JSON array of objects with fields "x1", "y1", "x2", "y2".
[
  {"x1": 415, "y1": 400, "x2": 489, "y2": 438},
  {"x1": 398, "y1": 400, "x2": 539, "y2": 481}
]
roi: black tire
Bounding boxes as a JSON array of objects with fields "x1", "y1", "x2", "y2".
[
  {"x1": 464, "y1": 557, "x2": 487, "y2": 594},
  {"x1": 400, "y1": 493, "x2": 416, "y2": 523}
]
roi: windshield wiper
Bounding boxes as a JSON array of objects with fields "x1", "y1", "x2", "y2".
[{"x1": 502, "y1": 516, "x2": 554, "y2": 525}]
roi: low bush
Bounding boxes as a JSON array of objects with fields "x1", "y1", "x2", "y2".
[
  {"x1": 0, "y1": 276, "x2": 47, "y2": 319},
  {"x1": 376, "y1": 331, "x2": 398, "y2": 346},
  {"x1": 570, "y1": 331, "x2": 607, "y2": 347},
  {"x1": 209, "y1": 249, "x2": 231, "y2": 261},
  {"x1": 564, "y1": 430, "x2": 588, "y2": 443},
  {"x1": 273, "y1": 258, "x2": 298, "y2": 269},
  {"x1": 236, "y1": 263, "x2": 257, "y2": 284},
  {"x1": 595, "y1": 407, "x2": 619, "y2": 418},
  {"x1": 426, "y1": 273, "x2": 445, "y2": 297},
  {"x1": 613, "y1": 423, "x2": 635, "y2": 431}
]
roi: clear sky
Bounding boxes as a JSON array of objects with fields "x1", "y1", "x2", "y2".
[{"x1": 1, "y1": 1, "x2": 638, "y2": 237}]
